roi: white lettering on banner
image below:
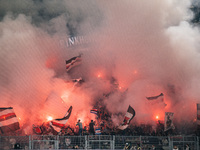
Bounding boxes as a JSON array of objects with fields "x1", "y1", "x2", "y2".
[{"x1": 60, "y1": 35, "x2": 94, "y2": 48}]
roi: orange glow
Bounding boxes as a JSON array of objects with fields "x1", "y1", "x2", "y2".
[
  {"x1": 156, "y1": 115, "x2": 159, "y2": 120},
  {"x1": 118, "y1": 84, "x2": 127, "y2": 92},
  {"x1": 133, "y1": 70, "x2": 138, "y2": 74},
  {"x1": 153, "y1": 112, "x2": 165, "y2": 121},
  {"x1": 45, "y1": 55, "x2": 57, "y2": 68},
  {"x1": 97, "y1": 74, "x2": 101, "y2": 78},
  {"x1": 76, "y1": 118, "x2": 85, "y2": 126},
  {"x1": 77, "y1": 118, "x2": 83, "y2": 122},
  {"x1": 96, "y1": 71, "x2": 104, "y2": 78},
  {"x1": 18, "y1": 117, "x2": 21, "y2": 120},
  {"x1": 47, "y1": 116, "x2": 53, "y2": 121},
  {"x1": 76, "y1": 111, "x2": 94, "y2": 127},
  {"x1": 61, "y1": 91, "x2": 69, "y2": 101}
]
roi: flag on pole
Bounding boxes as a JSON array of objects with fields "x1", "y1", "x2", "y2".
[
  {"x1": 0, "y1": 107, "x2": 20, "y2": 134},
  {"x1": 50, "y1": 106, "x2": 72, "y2": 132},
  {"x1": 32, "y1": 124, "x2": 43, "y2": 135},
  {"x1": 90, "y1": 109, "x2": 98, "y2": 115},
  {"x1": 95, "y1": 128, "x2": 101, "y2": 135},
  {"x1": 66, "y1": 54, "x2": 82, "y2": 72},
  {"x1": 118, "y1": 105, "x2": 135, "y2": 130},
  {"x1": 146, "y1": 93, "x2": 164, "y2": 100},
  {"x1": 197, "y1": 104, "x2": 200, "y2": 125},
  {"x1": 146, "y1": 93, "x2": 167, "y2": 107},
  {"x1": 164, "y1": 112, "x2": 175, "y2": 132}
]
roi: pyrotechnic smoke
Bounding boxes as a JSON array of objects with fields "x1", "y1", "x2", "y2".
[{"x1": 0, "y1": 0, "x2": 200, "y2": 134}]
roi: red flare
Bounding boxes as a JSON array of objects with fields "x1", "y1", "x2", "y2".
[
  {"x1": 97, "y1": 74, "x2": 101, "y2": 78},
  {"x1": 155, "y1": 115, "x2": 159, "y2": 120},
  {"x1": 47, "y1": 116, "x2": 53, "y2": 121}
]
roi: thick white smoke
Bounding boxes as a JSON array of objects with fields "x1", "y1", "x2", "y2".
[{"x1": 0, "y1": 0, "x2": 200, "y2": 134}]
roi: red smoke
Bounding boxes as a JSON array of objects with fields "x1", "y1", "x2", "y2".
[{"x1": 0, "y1": 0, "x2": 199, "y2": 135}]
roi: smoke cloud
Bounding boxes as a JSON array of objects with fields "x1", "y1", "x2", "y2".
[{"x1": 0, "y1": 0, "x2": 200, "y2": 134}]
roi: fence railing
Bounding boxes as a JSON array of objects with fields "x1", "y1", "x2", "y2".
[{"x1": 0, "y1": 135, "x2": 199, "y2": 149}]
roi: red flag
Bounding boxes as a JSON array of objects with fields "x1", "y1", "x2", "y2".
[
  {"x1": 90, "y1": 109, "x2": 98, "y2": 115},
  {"x1": 66, "y1": 55, "x2": 82, "y2": 72},
  {"x1": 32, "y1": 124, "x2": 43, "y2": 135},
  {"x1": 0, "y1": 107, "x2": 20, "y2": 134},
  {"x1": 118, "y1": 105, "x2": 135, "y2": 130},
  {"x1": 50, "y1": 106, "x2": 72, "y2": 132}
]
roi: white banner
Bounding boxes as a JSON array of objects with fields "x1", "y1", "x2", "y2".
[{"x1": 164, "y1": 112, "x2": 175, "y2": 131}]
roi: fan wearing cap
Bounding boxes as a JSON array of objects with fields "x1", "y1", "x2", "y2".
[{"x1": 123, "y1": 143, "x2": 131, "y2": 150}]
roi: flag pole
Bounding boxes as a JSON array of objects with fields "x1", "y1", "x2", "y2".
[{"x1": 0, "y1": 127, "x2": 3, "y2": 134}]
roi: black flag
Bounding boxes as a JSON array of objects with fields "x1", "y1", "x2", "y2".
[{"x1": 146, "y1": 93, "x2": 164, "y2": 100}]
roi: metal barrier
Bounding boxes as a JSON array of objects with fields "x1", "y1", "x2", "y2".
[
  {"x1": 0, "y1": 135, "x2": 198, "y2": 149},
  {"x1": 169, "y1": 136, "x2": 199, "y2": 150},
  {"x1": 87, "y1": 135, "x2": 113, "y2": 149},
  {"x1": 59, "y1": 136, "x2": 86, "y2": 149},
  {"x1": 0, "y1": 136, "x2": 30, "y2": 150},
  {"x1": 115, "y1": 136, "x2": 170, "y2": 150},
  {"x1": 31, "y1": 135, "x2": 59, "y2": 149},
  {"x1": 115, "y1": 136, "x2": 140, "y2": 149}
]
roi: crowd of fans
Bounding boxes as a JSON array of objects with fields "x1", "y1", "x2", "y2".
[
  {"x1": 29, "y1": 105, "x2": 198, "y2": 137},
  {"x1": 58, "y1": 121, "x2": 175, "y2": 137}
]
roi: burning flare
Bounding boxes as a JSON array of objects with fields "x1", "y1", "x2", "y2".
[{"x1": 47, "y1": 116, "x2": 53, "y2": 121}]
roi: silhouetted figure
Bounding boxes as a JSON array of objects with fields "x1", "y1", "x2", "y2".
[
  {"x1": 89, "y1": 120, "x2": 95, "y2": 135},
  {"x1": 76, "y1": 120, "x2": 83, "y2": 135}
]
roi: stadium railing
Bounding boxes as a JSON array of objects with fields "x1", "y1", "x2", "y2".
[{"x1": 0, "y1": 135, "x2": 199, "y2": 149}]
